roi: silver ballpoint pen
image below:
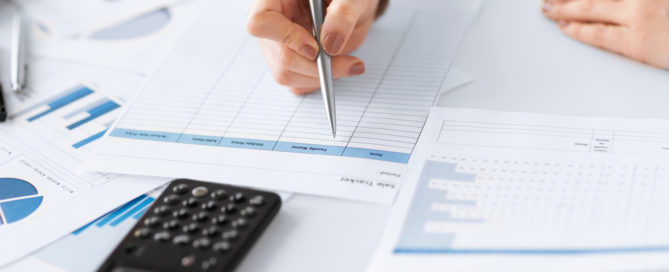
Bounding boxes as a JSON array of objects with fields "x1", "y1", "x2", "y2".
[
  {"x1": 10, "y1": 13, "x2": 27, "y2": 94},
  {"x1": 308, "y1": 0, "x2": 336, "y2": 138}
]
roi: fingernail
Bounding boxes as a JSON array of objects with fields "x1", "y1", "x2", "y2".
[
  {"x1": 542, "y1": 3, "x2": 551, "y2": 12},
  {"x1": 323, "y1": 33, "x2": 344, "y2": 55},
  {"x1": 558, "y1": 19, "x2": 569, "y2": 27},
  {"x1": 349, "y1": 62, "x2": 365, "y2": 76},
  {"x1": 300, "y1": 43, "x2": 318, "y2": 60}
]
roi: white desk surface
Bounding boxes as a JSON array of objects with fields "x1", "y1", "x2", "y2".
[{"x1": 237, "y1": 1, "x2": 669, "y2": 272}]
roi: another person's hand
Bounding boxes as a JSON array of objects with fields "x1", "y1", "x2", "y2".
[
  {"x1": 543, "y1": 0, "x2": 669, "y2": 69},
  {"x1": 247, "y1": 0, "x2": 384, "y2": 94}
]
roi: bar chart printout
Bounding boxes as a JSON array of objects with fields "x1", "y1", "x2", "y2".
[
  {"x1": 17, "y1": 84, "x2": 120, "y2": 152},
  {"x1": 0, "y1": 67, "x2": 166, "y2": 267},
  {"x1": 87, "y1": 0, "x2": 481, "y2": 203},
  {"x1": 367, "y1": 107, "x2": 669, "y2": 272}
]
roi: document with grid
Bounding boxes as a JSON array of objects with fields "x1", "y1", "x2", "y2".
[
  {"x1": 368, "y1": 107, "x2": 669, "y2": 272},
  {"x1": 86, "y1": 0, "x2": 481, "y2": 203}
]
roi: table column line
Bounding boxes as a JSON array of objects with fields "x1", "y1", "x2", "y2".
[
  {"x1": 218, "y1": 69, "x2": 269, "y2": 143},
  {"x1": 343, "y1": 12, "x2": 419, "y2": 152},
  {"x1": 273, "y1": 95, "x2": 307, "y2": 151},
  {"x1": 176, "y1": 37, "x2": 251, "y2": 143}
]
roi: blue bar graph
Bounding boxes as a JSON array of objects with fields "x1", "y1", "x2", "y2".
[
  {"x1": 134, "y1": 207, "x2": 149, "y2": 219},
  {"x1": 94, "y1": 195, "x2": 146, "y2": 227},
  {"x1": 109, "y1": 197, "x2": 154, "y2": 227},
  {"x1": 72, "y1": 216, "x2": 102, "y2": 235},
  {"x1": 66, "y1": 100, "x2": 120, "y2": 130},
  {"x1": 27, "y1": 86, "x2": 94, "y2": 122},
  {"x1": 73, "y1": 194, "x2": 152, "y2": 235},
  {"x1": 64, "y1": 98, "x2": 108, "y2": 119},
  {"x1": 72, "y1": 129, "x2": 108, "y2": 149}
]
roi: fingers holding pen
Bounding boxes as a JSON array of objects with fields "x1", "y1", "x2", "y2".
[
  {"x1": 247, "y1": 0, "x2": 380, "y2": 92},
  {"x1": 321, "y1": 0, "x2": 377, "y2": 55},
  {"x1": 260, "y1": 40, "x2": 365, "y2": 94},
  {"x1": 247, "y1": 0, "x2": 320, "y2": 60}
]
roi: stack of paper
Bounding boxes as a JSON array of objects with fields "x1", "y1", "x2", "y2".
[{"x1": 0, "y1": 0, "x2": 481, "y2": 269}]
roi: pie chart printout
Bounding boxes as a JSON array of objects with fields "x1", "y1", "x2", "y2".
[{"x1": 0, "y1": 178, "x2": 44, "y2": 225}]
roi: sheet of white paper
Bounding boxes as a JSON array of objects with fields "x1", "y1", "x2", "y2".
[
  {"x1": 0, "y1": 58, "x2": 167, "y2": 268},
  {"x1": 368, "y1": 107, "x2": 669, "y2": 272},
  {"x1": 85, "y1": 0, "x2": 481, "y2": 204}
]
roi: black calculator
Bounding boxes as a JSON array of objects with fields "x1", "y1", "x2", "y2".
[{"x1": 98, "y1": 179, "x2": 281, "y2": 272}]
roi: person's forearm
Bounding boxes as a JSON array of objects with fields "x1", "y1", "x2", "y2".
[{"x1": 376, "y1": 0, "x2": 389, "y2": 18}]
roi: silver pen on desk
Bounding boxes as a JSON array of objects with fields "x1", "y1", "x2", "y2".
[
  {"x1": 308, "y1": 0, "x2": 337, "y2": 138},
  {"x1": 10, "y1": 13, "x2": 28, "y2": 94}
]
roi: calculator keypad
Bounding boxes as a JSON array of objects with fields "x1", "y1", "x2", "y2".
[{"x1": 98, "y1": 179, "x2": 281, "y2": 272}]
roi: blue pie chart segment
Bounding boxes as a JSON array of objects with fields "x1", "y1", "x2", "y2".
[
  {"x1": 0, "y1": 178, "x2": 39, "y2": 200},
  {"x1": 0, "y1": 178, "x2": 42, "y2": 224},
  {"x1": 1, "y1": 196, "x2": 43, "y2": 224}
]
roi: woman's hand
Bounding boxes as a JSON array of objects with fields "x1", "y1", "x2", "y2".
[
  {"x1": 247, "y1": 0, "x2": 381, "y2": 94},
  {"x1": 543, "y1": 0, "x2": 669, "y2": 69}
]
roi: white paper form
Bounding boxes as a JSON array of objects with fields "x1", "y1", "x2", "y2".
[
  {"x1": 367, "y1": 107, "x2": 669, "y2": 272},
  {"x1": 85, "y1": 0, "x2": 481, "y2": 204},
  {"x1": 0, "y1": 59, "x2": 167, "y2": 268}
]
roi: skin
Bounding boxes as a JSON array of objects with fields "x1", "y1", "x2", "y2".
[
  {"x1": 246, "y1": 0, "x2": 381, "y2": 94},
  {"x1": 543, "y1": 0, "x2": 669, "y2": 69}
]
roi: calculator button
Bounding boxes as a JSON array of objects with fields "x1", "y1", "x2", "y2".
[
  {"x1": 240, "y1": 206, "x2": 256, "y2": 217},
  {"x1": 202, "y1": 226, "x2": 219, "y2": 236},
  {"x1": 173, "y1": 208, "x2": 190, "y2": 219},
  {"x1": 153, "y1": 231, "x2": 171, "y2": 242},
  {"x1": 220, "y1": 203, "x2": 237, "y2": 214},
  {"x1": 229, "y1": 192, "x2": 245, "y2": 202},
  {"x1": 182, "y1": 197, "x2": 199, "y2": 208},
  {"x1": 134, "y1": 228, "x2": 151, "y2": 238},
  {"x1": 221, "y1": 229, "x2": 238, "y2": 240},
  {"x1": 153, "y1": 205, "x2": 171, "y2": 216},
  {"x1": 202, "y1": 200, "x2": 217, "y2": 210},
  {"x1": 192, "y1": 186, "x2": 209, "y2": 197},
  {"x1": 182, "y1": 222, "x2": 199, "y2": 233},
  {"x1": 163, "y1": 219, "x2": 180, "y2": 230},
  {"x1": 212, "y1": 241, "x2": 231, "y2": 253},
  {"x1": 192, "y1": 211, "x2": 209, "y2": 222},
  {"x1": 172, "y1": 184, "x2": 190, "y2": 194},
  {"x1": 210, "y1": 189, "x2": 226, "y2": 200},
  {"x1": 249, "y1": 195, "x2": 264, "y2": 206},
  {"x1": 192, "y1": 238, "x2": 211, "y2": 249},
  {"x1": 211, "y1": 215, "x2": 227, "y2": 225},
  {"x1": 201, "y1": 257, "x2": 218, "y2": 270},
  {"x1": 163, "y1": 194, "x2": 181, "y2": 205},
  {"x1": 143, "y1": 216, "x2": 161, "y2": 228},
  {"x1": 173, "y1": 234, "x2": 191, "y2": 246},
  {"x1": 231, "y1": 218, "x2": 247, "y2": 228},
  {"x1": 181, "y1": 255, "x2": 196, "y2": 268}
]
